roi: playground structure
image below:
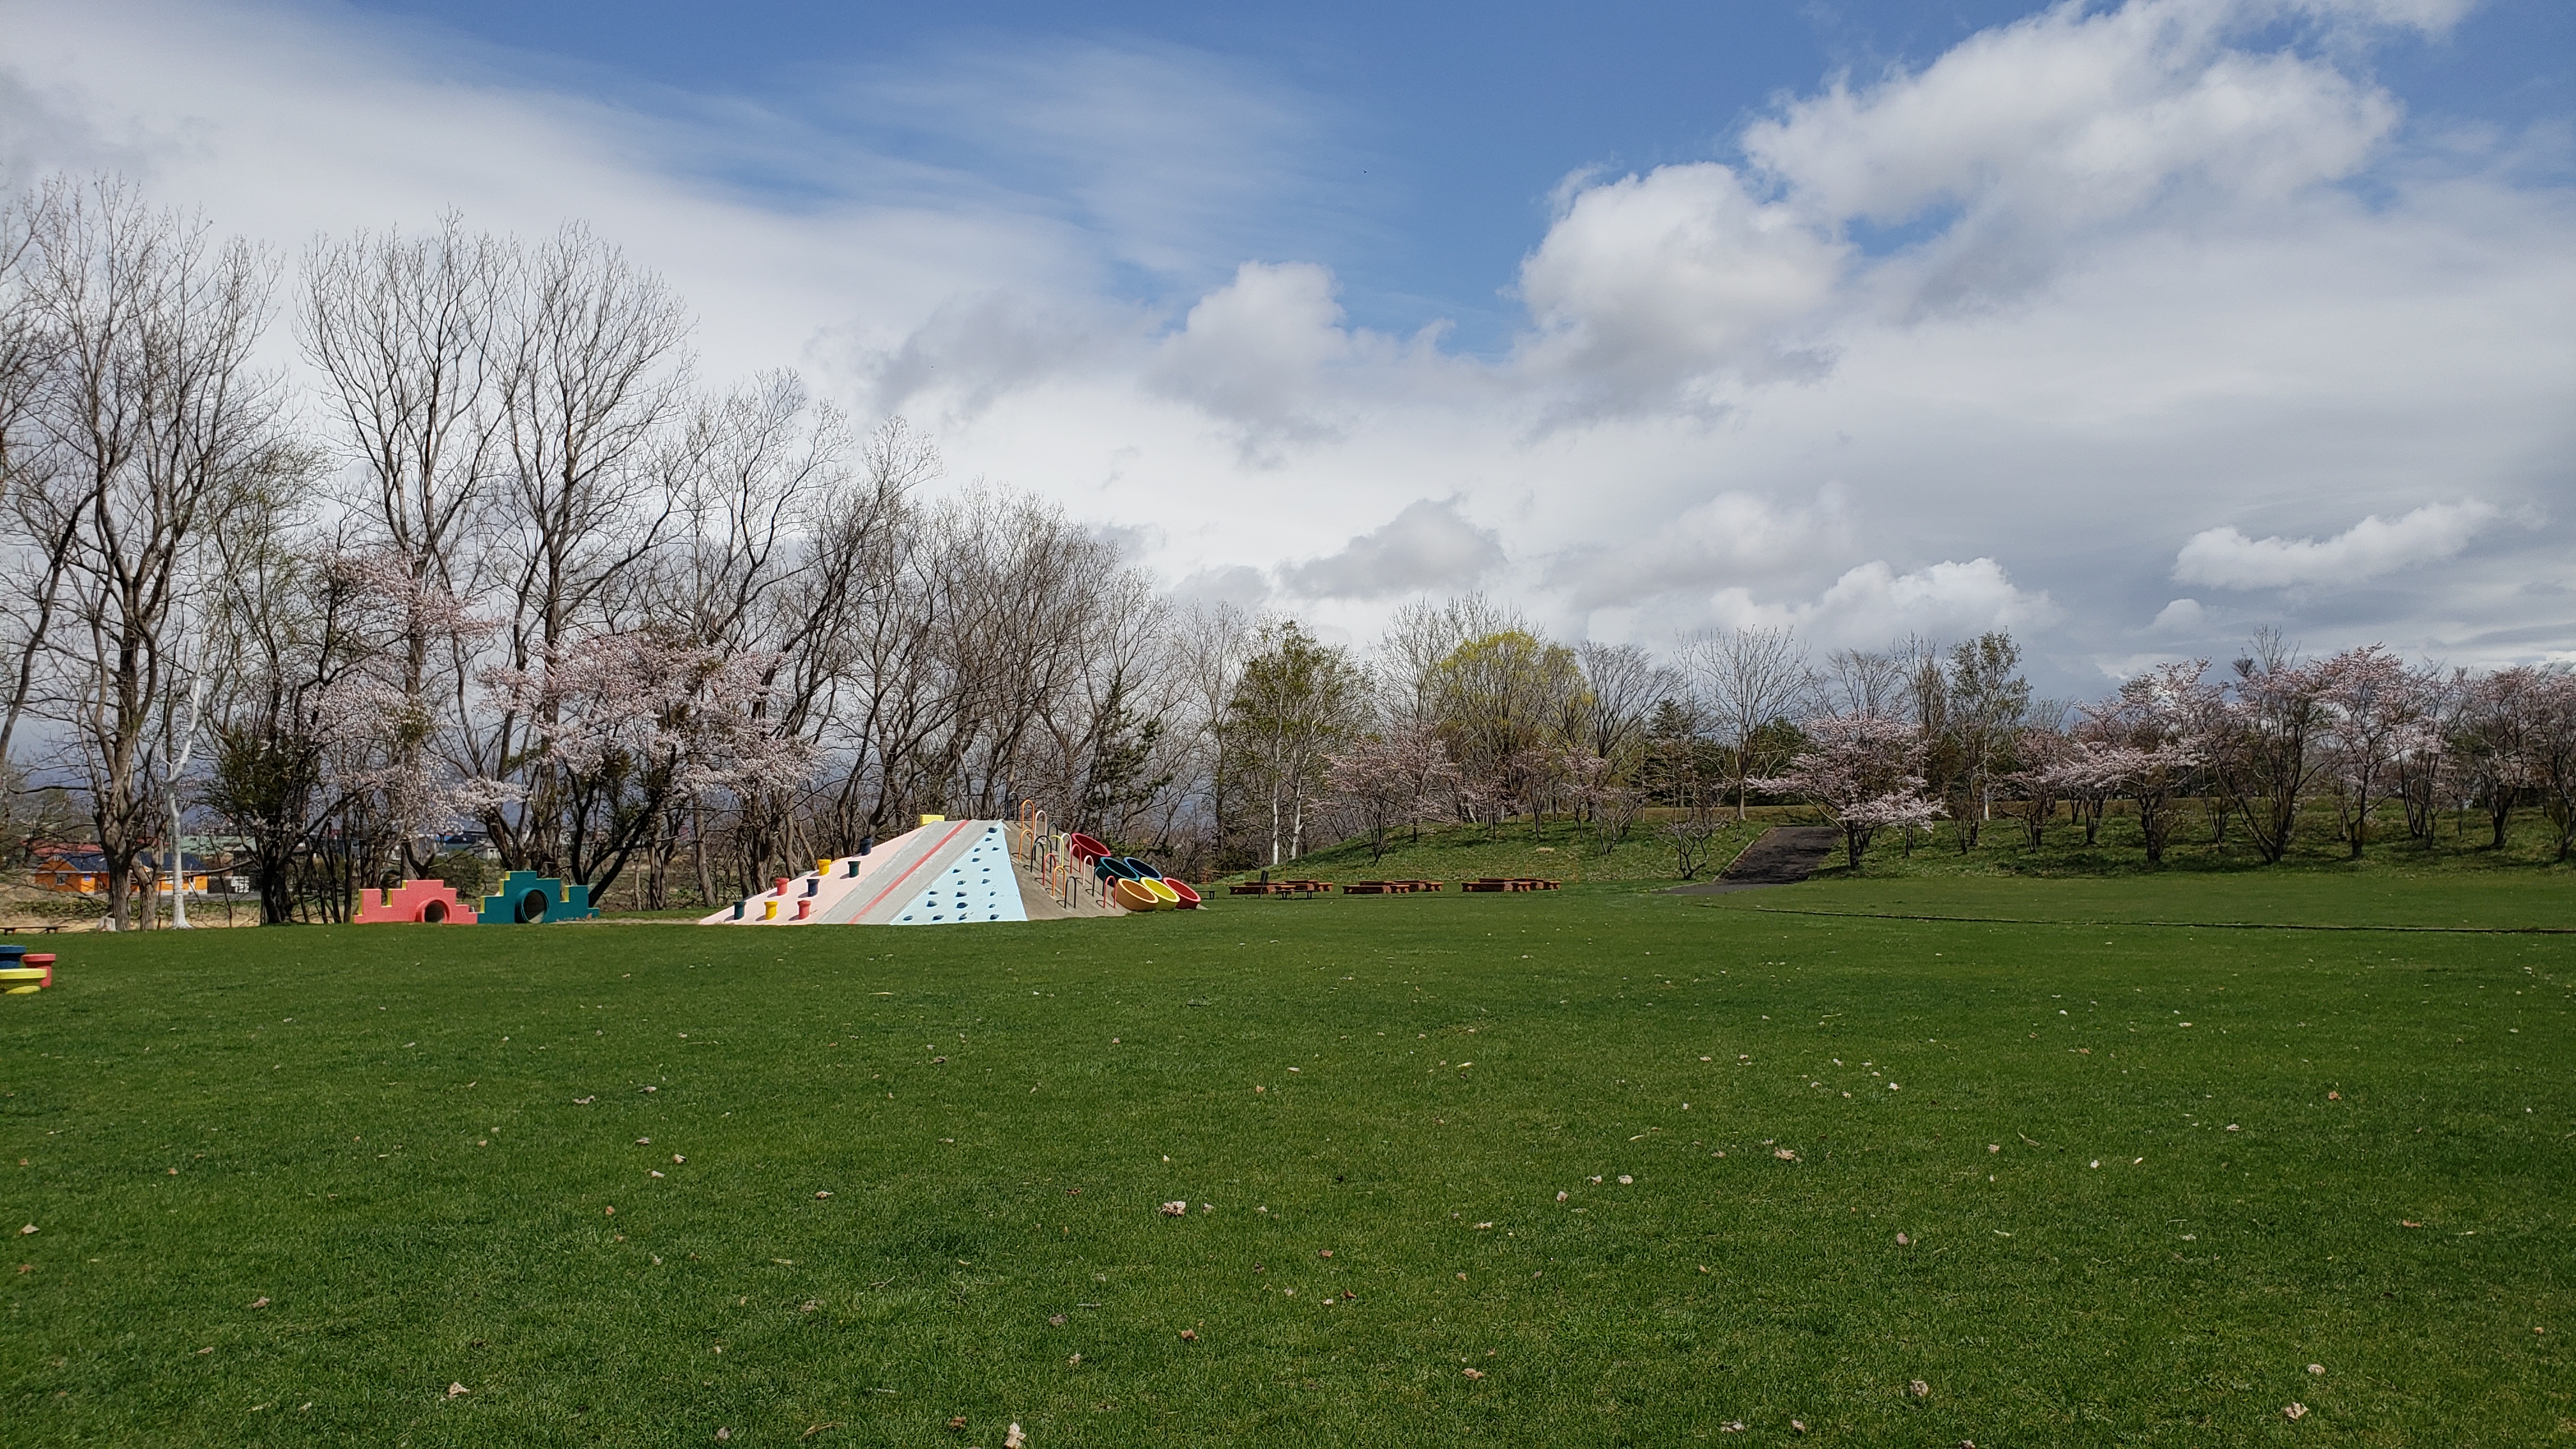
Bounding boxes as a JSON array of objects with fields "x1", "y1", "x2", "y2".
[
  {"x1": 355, "y1": 878, "x2": 479, "y2": 924},
  {"x1": 0, "y1": 944, "x2": 54, "y2": 993},
  {"x1": 478, "y1": 872, "x2": 599, "y2": 924},
  {"x1": 694, "y1": 806, "x2": 1198, "y2": 928}
]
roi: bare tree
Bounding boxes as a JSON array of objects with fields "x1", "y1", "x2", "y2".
[
  {"x1": 301, "y1": 213, "x2": 505, "y2": 873},
  {"x1": 21, "y1": 179, "x2": 310, "y2": 927},
  {"x1": 1575, "y1": 640, "x2": 1667, "y2": 773},
  {"x1": 1943, "y1": 630, "x2": 2030, "y2": 848},
  {"x1": 1683, "y1": 625, "x2": 1810, "y2": 822},
  {"x1": 473, "y1": 224, "x2": 692, "y2": 873},
  {"x1": 1818, "y1": 646, "x2": 1904, "y2": 717}
]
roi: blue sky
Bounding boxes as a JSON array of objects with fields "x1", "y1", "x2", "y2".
[
  {"x1": 339, "y1": 0, "x2": 2572, "y2": 345},
  {"x1": 5, "y1": 0, "x2": 2572, "y2": 684}
]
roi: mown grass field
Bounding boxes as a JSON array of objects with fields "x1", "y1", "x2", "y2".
[
  {"x1": 1224, "y1": 801, "x2": 2572, "y2": 893},
  {"x1": 3, "y1": 872, "x2": 2568, "y2": 1446}
]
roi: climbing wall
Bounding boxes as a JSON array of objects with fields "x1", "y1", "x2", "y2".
[{"x1": 884, "y1": 823, "x2": 1027, "y2": 925}]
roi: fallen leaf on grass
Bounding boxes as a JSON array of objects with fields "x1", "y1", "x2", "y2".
[
  {"x1": 1774, "y1": 1150, "x2": 1797, "y2": 1162},
  {"x1": 1910, "y1": 1379, "x2": 1931, "y2": 1397},
  {"x1": 447, "y1": 1383, "x2": 468, "y2": 1398},
  {"x1": 2285, "y1": 1402, "x2": 2307, "y2": 1420},
  {"x1": 815, "y1": 1191, "x2": 832, "y2": 1199},
  {"x1": 1461, "y1": 1368, "x2": 1484, "y2": 1379},
  {"x1": 1618, "y1": 1175, "x2": 1634, "y2": 1185},
  {"x1": 802, "y1": 1423, "x2": 843, "y2": 1439},
  {"x1": 1318, "y1": 1250, "x2": 1333, "y2": 1258},
  {"x1": 948, "y1": 1417, "x2": 969, "y2": 1430},
  {"x1": 1178, "y1": 1329, "x2": 1197, "y2": 1341},
  {"x1": 2401, "y1": 1220, "x2": 2422, "y2": 1229},
  {"x1": 2327, "y1": 1091, "x2": 2340, "y2": 1100},
  {"x1": 1556, "y1": 1191, "x2": 1568, "y2": 1202},
  {"x1": 1048, "y1": 1314, "x2": 1066, "y2": 1326},
  {"x1": 18, "y1": 1225, "x2": 34, "y2": 1236},
  {"x1": 2308, "y1": 1363, "x2": 2325, "y2": 1374},
  {"x1": 1159, "y1": 1201, "x2": 1186, "y2": 1216},
  {"x1": 1472, "y1": 1222, "x2": 1494, "y2": 1230},
  {"x1": 1895, "y1": 1233, "x2": 1910, "y2": 1246},
  {"x1": 1791, "y1": 1421, "x2": 1807, "y2": 1434},
  {"x1": 1004, "y1": 1424, "x2": 1025, "y2": 1448},
  {"x1": 249, "y1": 1297, "x2": 270, "y2": 1309}
]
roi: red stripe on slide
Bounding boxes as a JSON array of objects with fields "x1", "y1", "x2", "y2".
[{"x1": 849, "y1": 820, "x2": 974, "y2": 922}]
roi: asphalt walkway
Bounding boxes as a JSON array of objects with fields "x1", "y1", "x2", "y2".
[{"x1": 1664, "y1": 824, "x2": 1839, "y2": 895}]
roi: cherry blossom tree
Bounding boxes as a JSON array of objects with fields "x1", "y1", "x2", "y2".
[
  {"x1": 1751, "y1": 710, "x2": 1938, "y2": 870},
  {"x1": 1326, "y1": 724, "x2": 1459, "y2": 866},
  {"x1": 2450, "y1": 666, "x2": 2541, "y2": 849},
  {"x1": 479, "y1": 627, "x2": 801, "y2": 896},
  {"x1": 2317, "y1": 644, "x2": 2419, "y2": 859},
  {"x1": 2096, "y1": 660, "x2": 2212, "y2": 866},
  {"x1": 2205, "y1": 631, "x2": 2334, "y2": 864},
  {"x1": 2527, "y1": 668, "x2": 2576, "y2": 862}
]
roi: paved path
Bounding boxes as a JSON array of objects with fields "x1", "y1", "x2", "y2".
[{"x1": 1664, "y1": 825, "x2": 1839, "y2": 895}]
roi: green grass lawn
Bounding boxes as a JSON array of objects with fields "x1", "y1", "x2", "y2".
[
  {"x1": 4, "y1": 875, "x2": 2568, "y2": 1446},
  {"x1": 1212, "y1": 811, "x2": 1783, "y2": 887}
]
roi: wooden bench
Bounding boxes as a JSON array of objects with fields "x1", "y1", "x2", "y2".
[{"x1": 1463, "y1": 877, "x2": 1560, "y2": 893}]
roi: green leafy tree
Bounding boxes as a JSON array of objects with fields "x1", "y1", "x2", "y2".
[{"x1": 1220, "y1": 621, "x2": 1363, "y2": 866}]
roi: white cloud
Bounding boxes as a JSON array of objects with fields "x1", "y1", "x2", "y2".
[
  {"x1": 2149, "y1": 597, "x2": 2209, "y2": 632},
  {"x1": 1544, "y1": 488, "x2": 1847, "y2": 610},
  {"x1": 1512, "y1": 164, "x2": 1846, "y2": 410},
  {"x1": 2171, "y1": 499, "x2": 2501, "y2": 588},
  {"x1": 1146, "y1": 261, "x2": 1368, "y2": 445},
  {"x1": 1706, "y1": 557, "x2": 2061, "y2": 650},
  {"x1": 1275, "y1": 496, "x2": 1505, "y2": 601},
  {"x1": 2, "y1": 0, "x2": 2566, "y2": 689},
  {"x1": 1740, "y1": 0, "x2": 2408, "y2": 313}
]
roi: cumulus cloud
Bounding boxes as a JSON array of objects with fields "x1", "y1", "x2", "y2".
[
  {"x1": 1740, "y1": 0, "x2": 2411, "y2": 312},
  {"x1": 1708, "y1": 557, "x2": 2060, "y2": 650},
  {"x1": 1544, "y1": 489, "x2": 1846, "y2": 609},
  {"x1": 1275, "y1": 496, "x2": 1505, "y2": 601},
  {"x1": 1169, "y1": 564, "x2": 1273, "y2": 613},
  {"x1": 4, "y1": 0, "x2": 2566, "y2": 687},
  {"x1": 1145, "y1": 261, "x2": 1395, "y2": 448},
  {"x1": 2149, "y1": 597, "x2": 2209, "y2": 632},
  {"x1": 2171, "y1": 500, "x2": 2501, "y2": 588},
  {"x1": 1512, "y1": 164, "x2": 1845, "y2": 409}
]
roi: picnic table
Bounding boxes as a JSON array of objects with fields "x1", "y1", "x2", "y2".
[
  {"x1": 1345, "y1": 880, "x2": 1445, "y2": 894},
  {"x1": 1460, "y1": 877, "x2": 1560, "y2": 893}
]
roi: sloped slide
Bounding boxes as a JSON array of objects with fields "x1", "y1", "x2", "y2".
[{"x1": 696, "y1": 818, "x2": 1138, "y2": 927}]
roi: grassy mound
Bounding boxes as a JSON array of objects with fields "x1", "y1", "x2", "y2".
[{"x1": 3, "y1": 875, "x2": 2566, "y2": 1444}]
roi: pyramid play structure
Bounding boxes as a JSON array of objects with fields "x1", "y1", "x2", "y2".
[
  {"x1": 697, "y1": 813, "x2": 1189, "y2": 928},
  {"x1": 356, "y1": 878, "x2": 478, "y2": 924}
]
